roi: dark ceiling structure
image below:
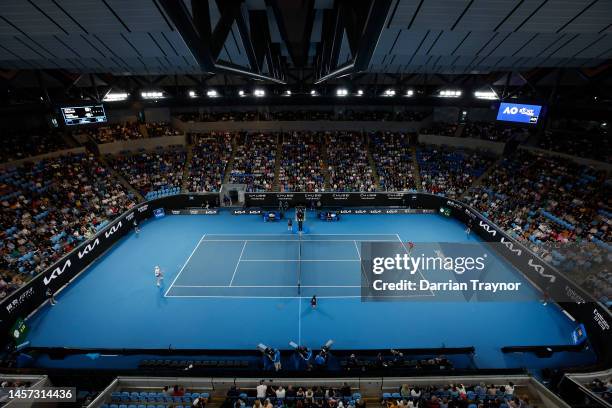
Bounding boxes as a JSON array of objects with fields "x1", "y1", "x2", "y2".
[{"x1": 0, "y1": 0, "x2": 610, "y2": 106}]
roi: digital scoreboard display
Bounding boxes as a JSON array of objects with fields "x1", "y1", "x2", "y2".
[
  {"x1": 61, "y1": 105, "x2": 107, "y2": 126},
  {"x1": 496, "y1": 102, "x2": 542, "y2": 125}
]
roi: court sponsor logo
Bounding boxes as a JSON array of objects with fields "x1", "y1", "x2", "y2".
[
  {"x1": 5, "y1": 286, "x2": 34, "y2": 313},
  {"x1": 125, "y1": 212, "x2": 135, "y2": 222},
  {"x1": 593, "y1": 309, "x2": 610, "y2": 331},
  {"x1": 565, "y1": 286, "x2": 585, "y2": 304},
  {"x1": 387, "y1": 193, "x2": 404, "y2": 200},
  {"x1": 137, "y1": 204, "x2": 148, "y2": 212},
  {"x1": 500, "y1": 237, "x2": 522, "y2": 256},
  {"x1": 43, "y1": 259, "x2": 72, "y2": 286},
  {"x1": 277, "y1": 193, "x2": 294, "y2": 200},
  {"x1": 172, "y1": 210, "x2": 181, "y2": 215},
  {"x1": 77, "y1": 238, "x2": 100, "y2": 259},
  {"x1": 446, "y1": 200, "x2": 462, "y2": 210},
  {"x1": 104, "y1": 221, "x2": 122, "y2": 239},
  {"x1": 464, "y1": 208, "x2": 477, "y2": 220},
  {"x1": 527, "y1": 258, "x2": 556, "y2": 283},
  {"x1": 305, "y1": 193, "x2": 322, "y2": 200},
  {"x1": 479, "y1": 220, "x2": 496, "y2": 236},
  {"x1": 232, "y1": 209, "x2": 247, "y2": 215},
  {"x1": 249, "y1": 194, "x2": 266, "y2": 201},
  {"x1": 332, "y1": 193, "x2": 350, "y2": 200},
  {"x1": 359, "y1": 193, "x2": 377, "y2": 200}
]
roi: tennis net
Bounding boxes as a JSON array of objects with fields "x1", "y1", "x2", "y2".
[{"x1": 297, "y1": 232, "x2": 302, "y2": 295}]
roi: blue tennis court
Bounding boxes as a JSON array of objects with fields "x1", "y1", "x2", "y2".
[{"x1": 25, "y1": 210, "x2": 597, "y2": 370}]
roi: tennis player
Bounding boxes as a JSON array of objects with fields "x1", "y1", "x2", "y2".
[
  {"x1": 407, "y1": 241, "x2": 415, "y2": 257},
  {"x1": 154, "y1": 265, "x2": 163, "y2": 287},
  {"x1": 311, "y1": 295, "x2": 317, "y2": 309}
]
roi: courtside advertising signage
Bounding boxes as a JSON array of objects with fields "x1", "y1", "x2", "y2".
[{"x1": 496, "y1": 102, "x2": 542, "y2": 124}]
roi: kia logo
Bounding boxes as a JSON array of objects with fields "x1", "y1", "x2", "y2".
[
  {"x1": 78, "y1": 238, "x2": 100, "y2": 259},
  {"x1": 528, "y1": 258, "x2": 556, "y2": 283},
  {"x1": 43, "y1": 260, "x2": 72, "y2": 285},
  {"x1": 104, "y1": 221, "x2": 122, "y2": 238},
  {"x1": 479, "y1": 221, "x2": 496, "y2": 236},
  {"x1": 500, "y1": 237, "x2": 522, "y2": 256}
]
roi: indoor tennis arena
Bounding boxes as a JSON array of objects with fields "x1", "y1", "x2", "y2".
[{"x1": 0, "y1": 1, "x2": 610, "y2": 407}]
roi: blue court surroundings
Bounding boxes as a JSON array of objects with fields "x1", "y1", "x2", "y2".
[{"x1": 25, "y1": 210, "x2": 597, "y2": 370}]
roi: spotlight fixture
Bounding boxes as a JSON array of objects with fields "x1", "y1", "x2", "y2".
[
  {"x1": 206, "y1": 89, "x2": 218, "y2": 98},
  {"x1": 383, "y1": 89, "x2": 396, "y2": 97},
  {"x1": 254, "y1": 89, "x2": 265, "y2": 97},
  {"x1": 103, "y1": 92, "x2": 129, "y2": 102},
  {"x1": 336, "y1": 88, "x2": 348, "y2": 97}
]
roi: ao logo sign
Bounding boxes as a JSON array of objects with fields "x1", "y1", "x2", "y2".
[{"x1": 497, "y1": 102, "x2": 541, "y2": 124}]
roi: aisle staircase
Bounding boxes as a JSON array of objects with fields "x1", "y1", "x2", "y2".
[
  {"x1": 139, "y1": 123, "x2": 149, "y2": 138},
  {"x1": 222, "y1": 134, "x2": 238, "y2": 184},
  {"x1": 98, "y1": 154, "x2": 144, "y2": 202},
  {"x1": 411, "y1": 146, "x2": 423, "y2": 190},
  {"x1": 272, "y1": 133, "x2": 283, "y2": 191},
  {"x1": 460, "y1": 156, "x2": 502, "y2": 200},
  {"x1": 365, "y1": 133, "x2": 381, "y2": 190},
  {"x1": 180, "y1": 143, "x2": 194, "y2": 192},
  {"x1": 322, "y1": 133, "x2": 331, "y2": 190},
  {"x1": 454, "y1": 123, "x2": 465, "y2": 137}
]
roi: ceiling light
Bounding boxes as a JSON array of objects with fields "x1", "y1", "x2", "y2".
[
  {"x1": 383, "y1": 88, "x2": 396, "y2": 97},
  {"x1": 206, "y1": 90, "x2": 218, "y2": 98},
  {"x1": 336, "y1": 88, "x2": 348, "y2": 97},
  {"x1": 238, "y1": 90, "x2": 245, "y2": 97},
  {"x1": 104, "y1": 92, "x2": 129, "y2": 102},
  {"x1": 254, "y1": 89, "x2": 265, "y2": 97},
  {"x1": 141, "y1": 91, "x2": 163, "y2": 99}
]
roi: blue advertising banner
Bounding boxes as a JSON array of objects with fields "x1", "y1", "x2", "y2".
[{"x1": 496, "y1": 102, "x2": 542, "y2": 124}]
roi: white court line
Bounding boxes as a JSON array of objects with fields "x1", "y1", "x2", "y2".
[
  {"x1": 353, "y1": 240, "x2": 361, "y2": 259},
  {"x1": 229, "y1": 241, "x2": 248, "y2": 286},
  {"x1": 201, "y1": 239, "x2": 397, "y2": 242},
  {"x1": 164, "y1": 234, "x2": 206, "y2": 297},
  {"x1": 240, "y1": 259, "x2": 359, "y2": 262},
  {"x1": 298, "y1": 297, "x2": 302, "y2": 345},
  {"x1": 396, "y1": 233, "x2": 435, "y2": 297},
  {"x1": 203, "y1": 233, "x2": 399, "y2": 236},
  {"x1": 173, "y1": 285, "x2": 362, "y2": 288},
  {"x1": 164, "y1": 294, "x2": 434, "y2": 299}
]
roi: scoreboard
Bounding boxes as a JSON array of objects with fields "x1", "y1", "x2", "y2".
[{"x1": 61, "y1": 105, "x2": 107, "y2": 126}]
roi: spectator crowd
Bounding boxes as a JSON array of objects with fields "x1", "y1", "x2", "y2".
[
  {"x1": 1, "y1": 153, "x2": 135, "y2": 298},
  {"x1": 230, "y1": 132, "x2": 277, "y2": 192},
  {"x1": 107, "y1": 146, "x2": 186, "y2": 196},
  {"x1": 279, "y1": 132, "x2": 326, "y2": 192},
  {"x1": 187, "y1": 132, "x2": 233, "y2": 192},
  {"x1": 327, "y1": 132, "x2": 376, "y2": 192},
  {"x1": 0, "y1": 123, "x2": 609, "y2": 307}
]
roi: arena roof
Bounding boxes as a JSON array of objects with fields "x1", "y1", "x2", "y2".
[{"x1": 0, "y1": 0, "x2": 610, "y2": 82}]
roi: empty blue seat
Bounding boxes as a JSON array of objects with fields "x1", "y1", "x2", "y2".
[
  {"x1": 382, "y1": 393, "x2": 391, "y2": 399},
  {"x1": 352, "y1": 393, "x2": 361, "y2": 400},
  {"x1": 391, "y1": 393, "x2": 401, "y2": 399}
]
